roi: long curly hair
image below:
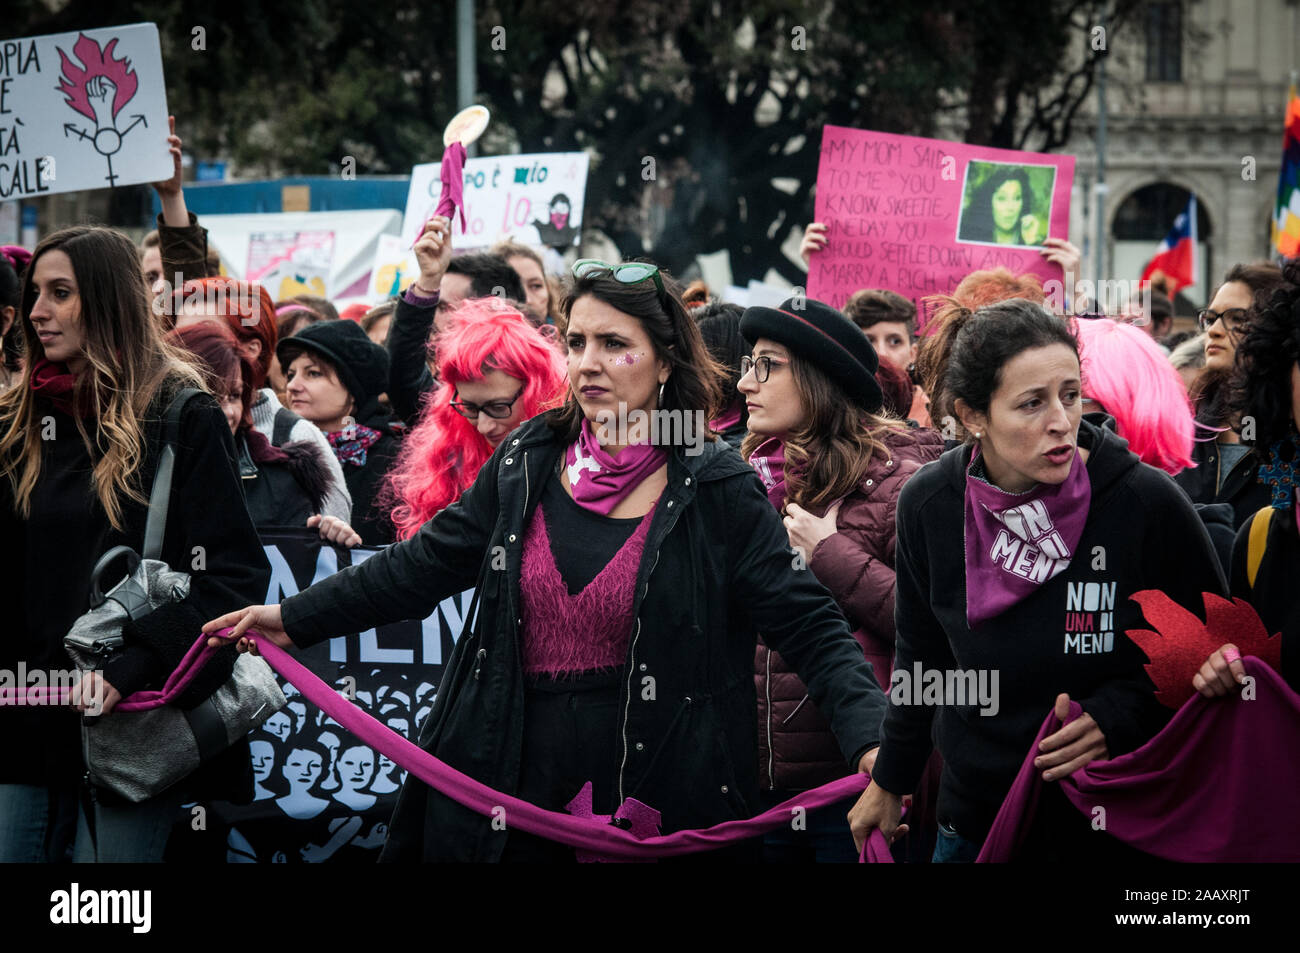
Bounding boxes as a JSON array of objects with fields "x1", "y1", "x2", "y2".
[
  {"x1": 1073, "y1": 315, "x2": 1194, "y2": 474},
  {"x1": 384, "y1": 299, "x2": 567, "y2": 537},
  {"x1": 1231, "y1": 258, "x2": 1300, "y2": 460}
]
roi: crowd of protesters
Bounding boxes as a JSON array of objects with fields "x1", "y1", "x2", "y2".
[{"x1": 0, "y1": 119, "x2": 1296, "y2": 865}]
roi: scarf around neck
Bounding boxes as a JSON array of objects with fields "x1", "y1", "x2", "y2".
[
  {"x1": 29, "y1": 357, "x2": 91, "y2": 417},
  {"x1": 327, "y1": 424, "x2": 382, "y2": 467},
  {"x1": 963, "y1": 444, "x2": 1091, "y2": 628},
  {"x1": 564, "y1": 418, "x2": 667, "y2": 515},
  {"x1": 747, "y1": 436, "x2": 787, "y2": 511}
]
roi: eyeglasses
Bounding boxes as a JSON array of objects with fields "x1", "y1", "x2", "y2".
[
  {"x1": 449, "y1": 387, "x2": 525, "y2": 420},
  {"x1": 740, "y1": 355, "x2": 788, "y2": 383},
  {"x1": 1197, "y1": 308, "x2": 1250, "y2": 334},
  {"x1": 572, "y1": 258, "x2": 667, "y2": 297},
  {"x1": 1073, "y1": 311, "x2": 1151, "y2": 328}
]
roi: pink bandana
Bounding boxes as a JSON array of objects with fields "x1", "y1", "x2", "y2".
[
  {"x1": 963, "y1": 445, "x2": 1091, "y2": 627},
  {"x1": 564, "y1": 418, "x2": 668, "y2": 515},
  {"x1": 747, "y1": 436, "x2": 787, "y2": 510}
]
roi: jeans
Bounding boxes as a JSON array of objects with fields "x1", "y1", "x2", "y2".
[
  {"x1": 73, "y1": 787, "x2": 184, "y2": 863},
  {"x1": 932, "y1": 820, "x2": 982, "y2": 863},
  {"x1": 0, "y1": 784, "x2": 78, "y2": 863}
]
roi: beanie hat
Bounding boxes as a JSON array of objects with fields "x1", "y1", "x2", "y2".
[
  {"x1": 277, "y1": 319, "x2": 390, "y2": 417},
  {"x1": 740, "y1": 297, "x2": 884, "y2": 413}
]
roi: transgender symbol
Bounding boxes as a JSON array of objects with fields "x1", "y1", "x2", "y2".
[{"x1": 56, "y1": 34, "x2": 145, "y2": 186}]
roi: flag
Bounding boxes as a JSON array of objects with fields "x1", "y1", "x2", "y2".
[
  {"x1": 1140, "y1": 195, "x2": 1197, "y2": 295},
  {"x1": 1272, "y1": 84, "x2": 1300, "y2": 259}
]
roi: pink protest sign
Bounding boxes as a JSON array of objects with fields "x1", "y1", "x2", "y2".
[{"x1": 809, "y1": 125, "x2": 1074, "y2": 319}]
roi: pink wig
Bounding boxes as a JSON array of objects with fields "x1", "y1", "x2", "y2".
[
  {"x1": 1073, "y1": 317, "x2": 1194, "y2": 475},
  {"x1": 384, "y1": 298, "x2": 568, "y2": 538}
]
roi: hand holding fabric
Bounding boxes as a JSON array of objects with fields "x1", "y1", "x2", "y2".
[
  {"x1": 847, "y1": 780, "x2": 907, "y2": 855},
  {"x1": 1192, "y1": 642, "x2": 1246, "y2": 698},
  {"x1": 1035, "y1": 692, "x2": 1108, "y2": 781},
  {"x1": 202, "y1": 605, "x2": 292, "y2": 655}
]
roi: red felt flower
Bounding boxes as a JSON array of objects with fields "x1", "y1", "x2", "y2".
[{"x1": 1126, "y1": 590, "x2": 1283, "y2": 709}]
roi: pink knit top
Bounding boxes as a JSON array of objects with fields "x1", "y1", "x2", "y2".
[{"x1": 519, "y1": 502, "x2": 655, "y2": 675}]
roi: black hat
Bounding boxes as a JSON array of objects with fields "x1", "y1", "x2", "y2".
[
  {"x1": 276, "y1": 319, "x2": 390, "y2": 415},
  {"x1": 740, "y1": 296, "x2": 883, "y2": 412}
]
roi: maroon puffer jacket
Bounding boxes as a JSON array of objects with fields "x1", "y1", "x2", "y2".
[{"x1": 755, "y1": 426, "x2": 944, "y2": 791}]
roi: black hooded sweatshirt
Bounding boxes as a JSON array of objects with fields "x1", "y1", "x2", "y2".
[{"x1": 871, "y1": 418, "x2": 1227, "y2": 845}]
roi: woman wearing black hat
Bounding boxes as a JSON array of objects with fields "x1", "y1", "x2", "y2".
[
  {"x1": 738, "y1": 296, "x2": 943, "y2": 862},
  {"x1": 207, "y1": 261, "x2": 889, "y2": 862},
  {"x1": 277, "y1": 321, "x2": 403, "y2": 545}
]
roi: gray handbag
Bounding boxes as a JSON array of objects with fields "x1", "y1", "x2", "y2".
[{"x1": 63, "y1": 388, "x2": 285, "y2": 802}]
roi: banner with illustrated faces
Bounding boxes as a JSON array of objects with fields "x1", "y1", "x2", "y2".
[
  {"x1": 401, "y1": 151, "x2": 589, "y2": 250},
  {"x1": 167, "y1": 529, "x2": 472, "y2": 863},
  {"x1": 0, "y1": 23, "x2": 173, "y2": 199},
  {"x1": 809, "y1": 124, "x2": 1074, "y2": 318}
]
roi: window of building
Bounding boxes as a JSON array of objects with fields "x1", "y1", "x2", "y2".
[{"x1": 1145, "y1": 1, "x2": 1183, "y2": 82}]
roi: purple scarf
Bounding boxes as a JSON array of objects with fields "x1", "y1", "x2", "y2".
[
  {"x1": 435, "y1": 142, "x2": 467, "y2": 232},
  {"x1": 964, "y1": 445, "x2": 1090, "y2": 627},
  {"x1": 327, "y1": 424, "x2": 382, "y2": 467},
  {"x1": 564, "y1": 418, "x2": 668, "y2": 515},
  {"x1": 748, "y1": 436, "x2": 788, "y2": 510}
]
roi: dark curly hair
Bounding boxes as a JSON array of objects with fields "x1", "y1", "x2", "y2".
[{"x1": 1231, "y1": 258, "x2": 1300, "y2": 460}]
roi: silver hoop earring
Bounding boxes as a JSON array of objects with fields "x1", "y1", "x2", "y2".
[{"x1": 658, "y1": 382, "x2": 665, "y2": 406}]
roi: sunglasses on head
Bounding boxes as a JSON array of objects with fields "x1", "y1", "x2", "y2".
[
  {"x1": 1072, "y1": 311, "x2": 1151, "y2": 328},
  {"x1": 571, "y1": 258, "x2": 667, "y2": 297}
]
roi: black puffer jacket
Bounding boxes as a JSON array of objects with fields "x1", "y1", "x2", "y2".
[{"x1": 280, "y1": 415, "x2": 889, "y2": 861}]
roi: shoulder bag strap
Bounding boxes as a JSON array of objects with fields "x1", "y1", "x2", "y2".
[
  {"x1": 272, "y1": 406, "x2": 298, "y2": 447},
  {"x1": 1246, "y1": 505, "x2": 1276, "y2": 590},
  {"x1": 142, "y1": 387, "x2": 203, "y2": 561}
]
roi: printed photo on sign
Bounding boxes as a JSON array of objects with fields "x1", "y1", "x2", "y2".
[
  {"x1": 0, "y1": 23, "x2": 172, "y2": 199},
  {"x1": 956, "y1": 161, "x2": 1057, "y2": 249}
]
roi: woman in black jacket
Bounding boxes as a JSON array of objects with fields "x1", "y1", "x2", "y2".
[
  {"x1": 277, "y1": 320, "x2": 403, "y2": 545},
  {"x1": 848, "y1": 300, "x2": 1225, "y2": 862},
  {"x1": 0, "y1": 226, "x2": 269, "y2": 862},
  {"x1": 208, "y1": 262, "x2": 889, "y2": 862}
]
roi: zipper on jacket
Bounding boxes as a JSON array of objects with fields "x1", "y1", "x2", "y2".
[
  {"x1": 625, "y1": 694, "x2": 692, "y2": 803},
  {"x1": 619, "y1": 543, "x2": 663, "y2": 804},
  {"x1": 765, "y1": 649, "x2": 774, "y2": 788}
]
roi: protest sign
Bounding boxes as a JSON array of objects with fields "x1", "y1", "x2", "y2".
[
  {"x1": 247, "y1": 230, "x2": 335, "y2": 301},
  {"x1": 367, "y1": 233, "x2": 418, "y2": 302},
  {"x1": 809, "y1": 125, "x2": 1074, "y2": 318},
  {"x1": 168, "y1": 529, "x2": 472, "y2": 863},
  {"x1": 401, "y1": 151, "x2": 589, "y2": 250},
  {"x1": 0, "y1": 23, "x2": 171, "y2": 199}
]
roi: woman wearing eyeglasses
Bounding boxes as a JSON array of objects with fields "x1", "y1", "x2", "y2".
[
  {"x1": 1174, "y1": 263, "x2": 1287, "y2": 529},
  {"x1": 737, "y1": 297, "x2": 943, "y2": 862},
  {"x1": 207, "y1": 259, "x2": 889, "y2": 862},
  {"x1": 382, "y1": 298, "x2": 568, "y2": 537},
  {"x1": 277, "y1": 321, "x2": 404, "y2": 545}
]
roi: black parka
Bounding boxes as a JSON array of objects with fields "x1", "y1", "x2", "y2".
[{"x1": 280, "y1": 414, "x2": 889, "y2": 861}]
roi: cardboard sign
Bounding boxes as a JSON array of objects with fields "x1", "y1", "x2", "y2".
[
  {"x1": 809, "y1": 125, "x2": 1074, "y2": 314},
  {"x1": 367, "y1": 233, "x2": 418, "y2": 302},
  {"x1": 0, "y1": 23, "x2": 172, "y2": 199},
  {"x1": 401, "y1": 151, "x2": 589, "y2": 250},
  {"x1": 246, "y1": 230, "x2": 335, "y2": 302}
]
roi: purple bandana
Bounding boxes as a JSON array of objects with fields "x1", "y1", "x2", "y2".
[
  {"x1": 963, "y1": 445, "x2": 1091, "y2": 627},
  {"x1": 748, "y1": 436, "x2": 788, "y2": 510},
  {"x1": 565, "y1": 418, "x2": 668, "y2": 515},
  {"x1": 327, "y1": 424, "x2": 382, "y2": 467}
]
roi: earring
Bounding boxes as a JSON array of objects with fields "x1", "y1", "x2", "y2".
[
  {"x1": 973, "y1": 431, "x2": 982, "y2": 440},
  {"x1": 658, "y1": 382, "x2": 666, "y2": 406}
]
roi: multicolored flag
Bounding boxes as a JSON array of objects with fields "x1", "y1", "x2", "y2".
[
  {"x1": 1140, "y1": 195, "x2": 1197, "y2": 295},
  {"x1": 1272, "y1": 84, "x2": 1300, "y2": 259}
]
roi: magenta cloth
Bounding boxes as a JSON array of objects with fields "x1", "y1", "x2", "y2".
[
  {"x1": 1, "y1": 245, "x2": 31, "y2": 272},
  {"x1": 519, "y1": 501, "x2": 653, "y2": 674},
  {"x1": 963, "y1": 445, "x2": 1090, "y2": 627},
  {"x1": 710, "y1": 402, "x2": 743, "y2": 434},
  {"x1": 435, "y1": 141, "x2": 467, "y2": 233},
  {"x1": 564, "y1": 418, "x2": 668, "y2": 516},
  {"x1": 976, "y1": 657, "x2": 1300, "y2": 862},
  {"x1": 747, "y1": 436, "x2": 787, "y2": 510}
]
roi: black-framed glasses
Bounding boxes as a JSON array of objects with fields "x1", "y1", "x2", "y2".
[
  {"x1": 740, "y1": 355, "x2": 788, "y2": 383},
  {"x1": 1197, "y1": 308, "x2": 1250, "y2": 334},
  {"x1": 572, "y1": 258, "x2": 666, "y2": 297},
  {"x1": 1072, "y1": 311, "x2": 1151, "y2": 328},
  {"x1": 450, "y1": 387, "x2": 525, "y2": 420}
]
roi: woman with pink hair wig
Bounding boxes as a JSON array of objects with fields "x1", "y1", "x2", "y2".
[
  {"x1": 384, "y1": 298, "x2": 567, "y2": 538},
  {"x1": 1073, "y1": 315, "x2": 1194, "y2": 475}
]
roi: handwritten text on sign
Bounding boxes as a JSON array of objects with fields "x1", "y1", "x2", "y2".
[
  {"x1": 0, "y1": 23, "x2": 171, "y2": 199},
  {"x1": 809, "y1": 125, "x2": 1074, "y2": 313},
  {"x1": 402, "y1": 151, "x2": 589, "y2": 249}
]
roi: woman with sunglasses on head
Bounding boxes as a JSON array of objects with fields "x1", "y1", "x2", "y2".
[
  {"x1": 382, "y1": 298, "x2": 567, "y2": 536},
  {"x1": 738, "y1": 297, "x2": 943, "y2": 862},
  {"x1": 277, "y1": 321, "x2": 403, "y2": 546},
  {"x1": 847, "y1": 299, "x2": 1225, "y2": 863},
  {"x1": 206, "y1": 259, "x2": 890, "y2": 862},
  {"x1": 1174, "y1": 263, "x2": 1288, "y2": 529}
]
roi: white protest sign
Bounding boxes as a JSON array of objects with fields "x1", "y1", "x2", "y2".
[
  {"x1": 247, "y1": 230, "x2": 335, "y2": 302},
  {"x1": 0, "y1": 23, "x2": 171, "y2": 199},
  {"x1": 401, "y1": 151, "x2": 589, "y2": 250}
]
